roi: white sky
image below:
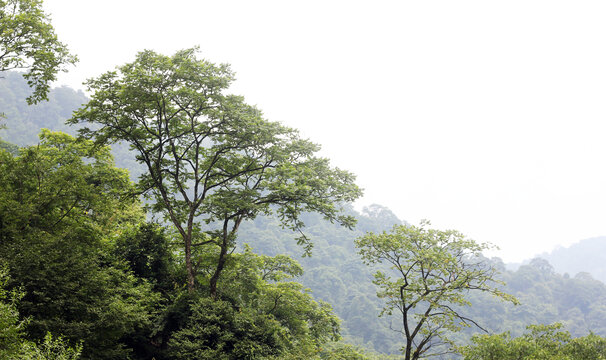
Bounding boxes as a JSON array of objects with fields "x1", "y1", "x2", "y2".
[{"x1": 43, "y1": 0, "x2": 606, "y2": 262}]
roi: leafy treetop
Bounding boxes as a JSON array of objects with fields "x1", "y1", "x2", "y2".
[
  {"x1": 355, "y1": 221, "x2": 518, "y2": 360},
  {"x1": 68, "y1": 47, "x2": 362, "y2": 294},
  {"x1": 0, "y1": 0, "x2": 77, "y2": 104}
]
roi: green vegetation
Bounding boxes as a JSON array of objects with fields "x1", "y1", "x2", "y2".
[
  {"x1": 355, "y1": 222, "x2": 518, "y2": 359},
  {"x1": 0, "y1": 129, "x2": 358, "y2": 359},
  {"x1": 0, "y1": 42, "x2": 363, "y2": 357},
  {"x1": 3, "y1": 87, "x2": 606, "y2": 355},
  {"x1": 68, "y1": 48, "x2": 361, "y2": 295},
  {"x1": 0, "y1": 0, "x2": 76, "y2": 104},
  {"x1": 460, "y1": 323, "x2": 606, "y2": 360},
  {"x1": 2, "y1": 3, "x2": 606, "y2": 356},
  {"x1": 1, "y1": 267, "x2": 82, "y2": 359}
]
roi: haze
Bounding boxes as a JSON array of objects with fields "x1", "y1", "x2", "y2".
[{"x1": 43, "y1": 0, "x2": 606, "y2": 262}]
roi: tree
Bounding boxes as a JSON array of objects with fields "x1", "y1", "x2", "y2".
[
  {"x1": 68, "y1": 48, "x2": 362, "y2": 295},
  {"x1": 0, "y1": 0, "x2": 76, "y2": 104},
  {"x1": 355, "y1": 221, "x2": 517, "y2": 360},
  {"x1": 459, "y1": 323, "x2": 606, "y2": 360},
  {"x1": 317, "y1": 343, "x2": 372, "y2": 360},
  {"x1": 114, "y1": 222, "x2": 179, "y2": 295}
]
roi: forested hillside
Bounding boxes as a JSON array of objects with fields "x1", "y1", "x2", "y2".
[
  {"x1": 0, "y1": 71, "x2": 144, "y2": 179},
  {"x1": 240, "y1": 211, "x2": 606, "y2": 354},
  {"x1": 3, "y1": 71, "x2": 606, "y2": 358},
  {"x1": 535, "y1": 237, "x2": 606, "y2": 284}
]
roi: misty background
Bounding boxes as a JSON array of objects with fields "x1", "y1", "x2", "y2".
[{"x1": 39, "y1": 0, "x2": 606, "y2": 262}]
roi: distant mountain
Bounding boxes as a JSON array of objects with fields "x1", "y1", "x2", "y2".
[
  {"x1": 533, "y1": 237, "x2": 606, "y2": 284},
  {"x1": 0, "y1": 71, "x2": 144, "y2": 179},
  {"x1": 0, "y1": 71, "x2": 88, "y2": 146}
]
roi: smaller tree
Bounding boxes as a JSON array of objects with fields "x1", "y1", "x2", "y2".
[
  {"x1": 0, "y1": 0, "x2": 77, "y2": 104},
  {"x1": 355, "y1": 221, "x2": 517, "y2": 360},
  {"x1": 460, "y1": 323, "x2": 606, "y2": 360}
]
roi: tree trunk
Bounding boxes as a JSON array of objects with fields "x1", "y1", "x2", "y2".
[
  {"x1": 209, "y1": 235, "x2": 228, "y2": 299},
  {"x1": 184, "y1": 234, "x2": 195, "y2": 293},
  {"x1": 209, "y1": 216, "x2": 242, "y2": 300},
  {"x1": 405, "y1": 341, "x2": 412, "y2": 360}
]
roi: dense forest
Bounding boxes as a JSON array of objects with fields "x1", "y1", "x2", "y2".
[{"x1": 2, "y1": 2, "x2": 606, "y2": 359}]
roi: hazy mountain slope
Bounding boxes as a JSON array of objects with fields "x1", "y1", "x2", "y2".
[
  {"x1": 0, "y1": 71, "x2": 88, "y2": 145},
  {"x1": 0, "y1": 71, "x2": 144, "y2": 179},
  {"x1": 534, "y1": 237, "x2": 606, "y2": 284},
  {"x1": 237, "y1": 205, "x2": 407, "y2": 354}
]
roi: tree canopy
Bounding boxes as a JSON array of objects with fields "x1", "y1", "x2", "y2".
[
  {"x1": 460, "y1": 323, "x2": 606, "y2": 360},
  {"x1": 0, "y1": 130, "x2": 159, "y2": 359},
  {"x1": 0, "y1": 0, "x2": 76, "y2": 104},
  {"x1": 355, "y1": 221, "x2": 518, "y2": 360},
  {"x1": 68, "y1": 48, "x2": 362, "y2": 294}
]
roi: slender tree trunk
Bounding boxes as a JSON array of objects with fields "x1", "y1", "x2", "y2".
[
  {"x1": 185, "y1": 234, "x2": 195, "y2": 293},
  {"x1": 209, "y1": 235, "x2": 228, "y2": 300},
  {"x1": 209, "y1": 216, "x2": 242, "y2": 300},
  {"x1": 405, "y1": 339, "x2": 412, "y2": 360}
]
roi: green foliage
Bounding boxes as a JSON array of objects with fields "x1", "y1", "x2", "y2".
[
  {"x1": 161, "y1": 248, "x2": 341, "y2": 359},
  {"x1": 317, "y1": 342, "x2": 371, "y2": 359},
  {"x1": 460, "y1": 323, "x2": 606, "y2": 360},
  {"x1": 237, "y1": 208, "x2": 409, "y2": 354},
  {"x1": 18, "y1": 333, "x2": 82, "y2": 360},
  {"x1": 355, "y1": 221, "x2": 518, "y2": 359},
  {"x1": 1, "y1": 267, "x2": 81, "y2": 360},
  {"x1": 0, "y1": 265, "x2": 24, "y2": 358},
  {"x1": 0, "y1": 71, "x2": 142, "y2": 179},
  {"x1": 0, "y1": 129, "x2": 139, "y2": 240},
  {"x1": 456, "y1": 257, "x2": 606, "y2": 341},
  {"x1": 218, "y1": 248, "x2": 340, "y2": 356},
  {"x1": 3, "y1": 51, "x2": 606, "y2": 358},
  {"x1": 167, "y1": 297, "x2": 286, "y2": 360},
  {"x1": 114, "y1": 222, "x2": 180, "y2": 294},
  {"x1": 0, "y1": 0, "x2": 77, "y2": 104},
  {"x1": 68, "y1": 47, "x2": 362, "y2": 293},
  {"x1": 0, "y1": 131, "x2": 158, "y2": 359}
]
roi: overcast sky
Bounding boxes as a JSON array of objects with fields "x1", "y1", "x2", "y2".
[{"x1": 43, "y1": 0, "x2": 606, "y2": 262}]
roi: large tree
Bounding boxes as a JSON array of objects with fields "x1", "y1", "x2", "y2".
[
  {"x1": 68, "y1": 48, "x2": 362, "y2": 295},
  {"x1": 0, "y1": 0, "x2": 76, "y2": 104},
  {"x1": 355, "y1": 221, "x2": 517, "y2": 360}
]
